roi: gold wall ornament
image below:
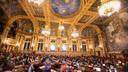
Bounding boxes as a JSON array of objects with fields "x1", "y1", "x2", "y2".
[
  {"x1": 80, "y1": 24, "x2": 102, "y2": 34},
  {"x1": 3, "y1": 38, "x2": 17, "y2": 46}
]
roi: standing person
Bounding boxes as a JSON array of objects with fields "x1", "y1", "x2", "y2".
[
  {"x1": 60, "y1": 63, "x2": 67, "y2": 72},
  {"x1": 28, "y1": 64, "x2": 34, "y2": 72}
]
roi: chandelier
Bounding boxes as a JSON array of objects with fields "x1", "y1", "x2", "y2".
[
  {"x1": 58, "y1": 25, "x2": 64, "y2": 31},
  {"x1": 28, "y1": 0, "x2": 45, "y2": 5},
  {"x1": 98, "y1": 0, "x2": 121, "y2": 17},
  {"x1": 71, "y1": 31, "x2": 79, "y2": 38},
  {"x1": 41, "y1": 29, "x2": 50, "y2": 36}
]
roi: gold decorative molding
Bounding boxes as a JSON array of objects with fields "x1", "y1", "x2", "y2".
[
  {"x1": 68, "y1": 0, "x2": 96, "y2": 36},
  {"x1": 19, "y1": 0, "x2": 39, "y2": 33},
  {"x1": 80, "y1": 24, "x2": 102, "y2": 34}
]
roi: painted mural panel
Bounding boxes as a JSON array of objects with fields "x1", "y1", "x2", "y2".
[{"x1": 106, "y1": 12, "x2": 128, "y2": 52}]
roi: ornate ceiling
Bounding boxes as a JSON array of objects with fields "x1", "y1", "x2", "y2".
[{"x1": 0, "y1": 0, "x2": 127, "y2": 37}]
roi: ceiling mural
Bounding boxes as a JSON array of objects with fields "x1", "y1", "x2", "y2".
[{"x1": 51, "y1": 0, "x2": 80, "y2": 17}]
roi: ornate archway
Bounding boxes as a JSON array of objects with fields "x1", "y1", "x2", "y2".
[
  {"x1": 1, "y1": 15, "x2": 29, "y2": 41},
  {"x1": 80, "y1": 24, "x2": 106, "y2": 56},
  {"x1": 80, "y1": 24, "x2": 102, "y2": 34}
]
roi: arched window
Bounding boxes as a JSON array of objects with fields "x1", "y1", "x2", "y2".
[
  {"x1": 50, "y1": 40, "x2": 56, "y2": 51},
  {"x1": 72, "y1": 41, "x2": 77, "y2": 52},
  {"x1": 62, "y1": 44, "x2": 67, "y2": 51},
  {"x1": 38, "y1": 39, "x2": 44, "y2": 51},
  {"x1": 24, "y1": 39, "x2": 31, "y2": 51},
  {"x1": 61, "y1": 40, "x2": 67, "y2": 51},
  {"x1": 82, "y1": 41, "x2": 86, "y2": 52},
  {"x1": 82, "y1": 27, "x2": 99, "y2": 48}
]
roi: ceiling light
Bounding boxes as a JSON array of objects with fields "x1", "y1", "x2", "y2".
[
  {"x1": 71, "y1": 31, "x2": 79, "y2": 38},
  {"x1": 28, "y1": 0, "x2": 45, "y2": 5},
  {"x1": 59, "y1": 25, "x2": 64, "y2": 31},
  {"x1": 41, "y1": 29, "x2": 50, "y2": 36},
  {"x1": 98, "y1": 0, "x2": 121, "y2": 17}
]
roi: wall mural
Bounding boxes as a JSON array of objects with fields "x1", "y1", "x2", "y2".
[
  {"x1": 106, "y1": 12, "x2": 128, "y2": 52},
  {"x1": 51, "y1": 0, "x2": 80, "y2": 17},
  {"x1": 18, "y1": 19, "x2": 33, "y2": 33}
]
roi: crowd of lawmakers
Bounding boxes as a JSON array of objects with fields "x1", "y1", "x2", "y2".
[{"x1": 0, "y1": 51, "x2": 128, "y2": 72}]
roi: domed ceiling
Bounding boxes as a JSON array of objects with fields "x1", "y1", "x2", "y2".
[{"x1": 51, "y1": 0, "x2": 81, "y2": 17}]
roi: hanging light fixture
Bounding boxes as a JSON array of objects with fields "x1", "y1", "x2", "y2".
[
  {"x1": 71, "y1": 31, "x2": 79, "y2": 38},
  {"x1": 71, "y1": 27, "x2": 79, "y2": 38},
  {"x1": 41, "y1": 29, "x2": 50, "y2": 36},
  {"x1": 59, "y1": 25, "x2": 64, "y2": 31},
  {"x1": 98, "y1": 0, "x2": 121, "y2": 17},
  {"x1": 58, "y1": 20, "x2": 64, "y2": 31},
  {"x1": 28, "y1": 0, "x2": 45, "y2": 5},
  {"x1": 41, "y1": 25, "x2": 50, "y2": 36},
  {"x1": 41, "y1": 24, "x2": 50, "y2": 36}
]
